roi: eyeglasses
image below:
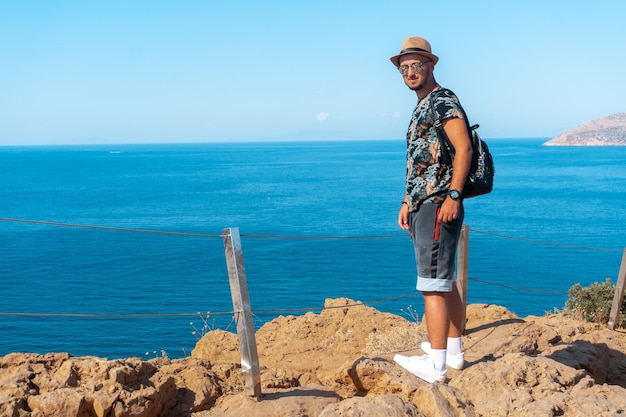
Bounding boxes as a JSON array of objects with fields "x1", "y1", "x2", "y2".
[{"x1": 397, "y1": 60, "x2": 431, "y2": 76}]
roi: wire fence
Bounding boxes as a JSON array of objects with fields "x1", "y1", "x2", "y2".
[{"x1": 1, "y1": 216, "x2": 623, "y2": 321}]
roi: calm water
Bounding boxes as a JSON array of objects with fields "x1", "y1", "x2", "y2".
[{"x1": 0, "y1": 139, "x2": 624, "y2": 359}]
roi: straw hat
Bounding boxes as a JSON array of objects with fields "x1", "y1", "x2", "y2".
[{"x1": 390, "y1": 37, "x2": 439, "y2": 67}]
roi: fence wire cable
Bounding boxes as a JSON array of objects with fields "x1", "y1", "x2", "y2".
[
  {"x1": 0, "y1": 216, "x2": 621, "y2": 321},
  {"x1": 0, "y1": 218, "x2": 404, "y2": 239},
  {"x1": 0, "y1": 292, "x2": 421, "y2": 319},
  {"x1": 0, "y1": 217, "x2": 222, "y2": 238},
  {"x1": 470, "y1": 227, "x2": 624, "y2": 253},
  {"x1": 0, "y1": 218, "x2": 622, "y2": 252},
  {"x1": 0, "y1": 311, "x2": 233, "y2": 318},
  {"x1": 468, "y1": 277, "x2": 569, "y2": 295}
]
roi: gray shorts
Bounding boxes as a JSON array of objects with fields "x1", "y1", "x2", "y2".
[{"x1": 409, "y1": 202, "x2": 464, "y2": 292}]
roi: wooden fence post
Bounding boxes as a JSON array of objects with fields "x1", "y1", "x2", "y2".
[
  {"x1": 457, "y1": 224, "x2": 469, "y2": 334},
  {"x1": 222, "y1": 227, "x2": 261, "y2": 398},
  {"x1": 608, "y1": 247, "x2": 626, "y2": 330}
]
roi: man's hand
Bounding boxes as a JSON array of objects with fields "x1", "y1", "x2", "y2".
[
  {"x1": 398, "y1": 204, "x2": 410, "y2": 230},
  {"x1": 438, "y1": 197, "x2": 460, "y2": 223}
]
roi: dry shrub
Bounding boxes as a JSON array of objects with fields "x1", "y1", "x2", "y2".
[
  {"x1": 565, "y1": 277, "x2": 626, "y2": 328},
  {"x1": 364, "y1": 322, "x2": 427, "y2": 355}
]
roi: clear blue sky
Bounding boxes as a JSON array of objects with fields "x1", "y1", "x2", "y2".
[{"x1": 1, "y1": 1, "x2": 624, "y2": 145}]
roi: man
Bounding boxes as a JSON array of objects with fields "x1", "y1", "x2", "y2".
[{"x1": 391, "y1": 37, "x2": 473, "y2": 383}]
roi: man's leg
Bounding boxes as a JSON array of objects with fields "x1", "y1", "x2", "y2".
[
  {"x1": 446, "y1": 281, "x2": 464, "y2": 339},
  {"x1": 420, "y1": 282, "x2": 465, "y2": 371},
  {"x1": 423, "y1": 282, "x2": 463, "y2": 347},
  {"x1": 423, "y1": 291, "x2": 449, "y2": 350}
]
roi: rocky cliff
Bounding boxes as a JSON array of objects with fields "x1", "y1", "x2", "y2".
[
  {"x1": 1, "y1": 299, "x2": 625, "y2": 417},
  {"x1": 543, "y1": 112, "x2": 626, "y2": 146}
]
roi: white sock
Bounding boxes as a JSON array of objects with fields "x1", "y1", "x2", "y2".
[
  {"x1": 447, "y1": 337, "x2": 463, "y2": 356},
  {"x1": 429, "y1": 348, "x2": 447, "y2": 371}
]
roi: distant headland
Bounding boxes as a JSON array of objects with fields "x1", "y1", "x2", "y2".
[{"x1": 543, "y1": 112, "x2": 626, "y2": 146}]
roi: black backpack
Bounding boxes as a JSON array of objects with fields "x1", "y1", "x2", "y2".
[{"x1": 429, "y1": 94, "x2": 495, "y2": 198}]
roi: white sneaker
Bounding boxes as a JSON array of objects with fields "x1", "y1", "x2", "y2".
[
  {"x1": 420, "y1": 341, "x2": 465, "y2": 370},
  {"x1": 393, "y1": 354, "x2": 447, "y2": 383}
]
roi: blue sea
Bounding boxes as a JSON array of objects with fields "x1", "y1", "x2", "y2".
[{"x1": 1, "y1": 139, "x2": 625, "y2": 359}]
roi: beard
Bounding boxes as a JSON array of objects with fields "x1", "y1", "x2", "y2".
[
  {"x1": 404, "y1": 70, "x2": 431, "y2": 92},
  {"x1": 407, "y1": 79, "x2": 425, "y2": 91}
]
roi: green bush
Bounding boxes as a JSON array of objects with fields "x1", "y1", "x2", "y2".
[{"x1": 565, "y1": 278, "x2": 626, "y2": 328}]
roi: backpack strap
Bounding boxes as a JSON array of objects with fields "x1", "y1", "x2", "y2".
[
  {"x1": 428, "y1": 90, "x2": 474, "y2": 167},
  {"x1": 429, "y1": 93, "x2": 454, "y2": 166}
]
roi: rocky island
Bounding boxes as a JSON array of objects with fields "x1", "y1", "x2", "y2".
[{"x1": 543, "y1": 112, "x2": 626, "y2": 146}]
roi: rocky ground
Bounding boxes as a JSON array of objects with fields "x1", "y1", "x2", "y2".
[{"x1": 1, "y1": 298, "x2": 625, "y2": 417}]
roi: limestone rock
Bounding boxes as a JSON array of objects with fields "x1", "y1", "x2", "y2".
[
  {"x1": 1, "y1": 300, "x2": 625, "y2": 416},
  {"x1": 198, "y1": 384, "x2": 340, "y2": 417},
  {"x1": 318, "y1": 394, "x2": 424, "y2": 417}
]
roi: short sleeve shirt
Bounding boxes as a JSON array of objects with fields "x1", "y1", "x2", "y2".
[{"x1": 405, "y1": 87, "x2": 466, "y2": 211}]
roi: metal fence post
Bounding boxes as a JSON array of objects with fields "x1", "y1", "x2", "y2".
[
  {"x1": 457, "y1": 224, "x2": 469, "y2": 334},
  {"x1": 608, "y1": 247, "x2": 626, "y2": 330},
  {"x1": 222, "y1": 227, "x2": 261, "y2": 398}
]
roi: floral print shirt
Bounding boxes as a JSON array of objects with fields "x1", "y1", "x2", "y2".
[{"x1": 405, "y1": 87, "x2": 467, "y2": 211}]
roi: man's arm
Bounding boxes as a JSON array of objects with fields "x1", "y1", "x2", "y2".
[{"x1": 439, "y1": 117, "x2": 472, "y2": 223}]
